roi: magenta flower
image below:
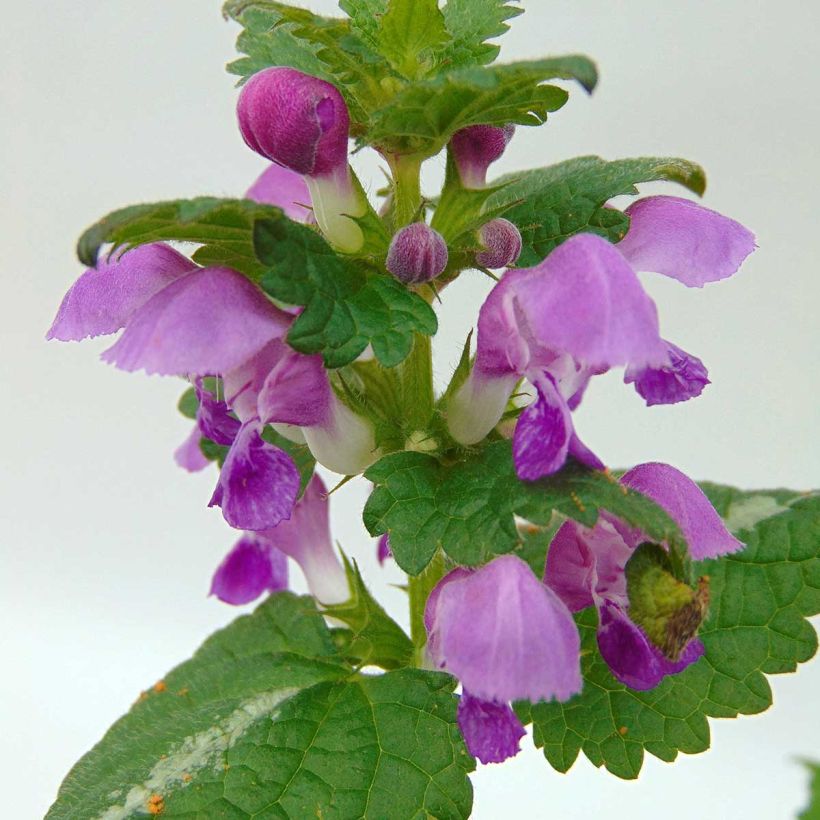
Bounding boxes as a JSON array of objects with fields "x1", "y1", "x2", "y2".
[
  {"x1": 425, "y1": 555, "x2": 580, "y2": 762},
  {"x1": 446, "y1": 197, "x2": 755, "y2": 478},
  {"x1": 237, "y1": 66, "x2": 365, "y2": 252},
  {"x1": 457, "y1": 692, "x2": 526, "y2": 765},
  {"x1": 211, "y1": 474, "x2": 349, "y2": 606},
  {"x1": 545, "y1": 462, "x2": 743, "y2": 690},
  {"x1": 376, "y1": 534, "x2": 392, "y2": 566},
  {"x1": 386, "y1": 222, "x2": 449, "y2": 284},
  {"x1": 450, "y1": 124, "x2": 515, "y2": 189},
  {"x1": 245, "y1": 162, "x2": 313, "y2": 224}
]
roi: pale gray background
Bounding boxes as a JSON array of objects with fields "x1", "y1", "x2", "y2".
[{"x1": 2, "y1": 1, "x2": 819, "y2": 817}]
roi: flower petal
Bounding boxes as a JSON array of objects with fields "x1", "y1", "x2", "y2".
[
  {"x1": 245, "y1": 163, "x2": 313, "y2": 223},
  {"x1": 173, "y1": 427, "x2": 209, "y2": 473},
  {"x1": 102, "y1": 267, "x2": 291, "y2": 375},
  {"x1": 258, "y1": 474, "x2": 348, "y2": 604},
  {"x1": 46, "y1": 243, "x2": 196, "y2": 342},
  {"x1": 624, "y1": 340, "x2": 710, "y2": 406},
  {"x1": 620, "y1": 462, "x2": 744, "y2": 559},
  {"x1": 377, "y1": 534, "x2": 392, "y2": 566},
  {"x1": 457, "y1": 692, "x2": 525, "y2": 765},
  {"x1": 258, "y1": 344, "x2": 332, "y2": 427},
  {"x1": 513, "y1": 373, "x2": 573, "y2": 480},
  {"x1": 426, "y1": 555, "x2": 581, "y2": 704},
  {"x1": 617, "y1": 196, "x2": 756, "y2": 287},
  {"x1": 195, "y1": 379, "x2": 241, "y2": 445},
  {"x1": 210, "y1": 533, "x2": 288, "y2": 605},
  {"x1": 597, "y1": 601, "x2": 704, "y2": 690},
  {"x1": 209, "y1": 421, "x2": 300, "y2": 531},
  {"x1": 477, "y1": 233, "x2": 668, "y2": 375}
]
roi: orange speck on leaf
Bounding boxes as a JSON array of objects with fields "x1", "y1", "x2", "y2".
[
  {"x1": 182, "y1": 773, "x2": 192, "y2": 783},
  {"x1": 618, "y1": 726, "x2": 628, "y2": 736},
  {"x1": 153, "y1": 680, "x2": 167, "y2": 693},
  {"x1": 147, "y1": 794, "x2": 164, "y2": 815}
]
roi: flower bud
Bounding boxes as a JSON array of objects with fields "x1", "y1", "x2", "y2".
[
  {"x1": 450, "y1": 124, "x2": 515, "y2": 188},
  {"x1": 386, "y1": 223, "x2": 448, "y2": 284},
  {"x1": 475, "y1": 218, "x2": 522, "y2": 268},
  {"x1": 237, "y1": 67, "x2": 349, "y2": 177},
  {"x1": 237, "y1": 66, "x2": 364, "y2": 252}
]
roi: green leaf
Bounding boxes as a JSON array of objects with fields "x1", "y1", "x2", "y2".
[
  {"x1": 528, "y1": 490, "x2": 820, "y2": 780},
  {"x1": 224, "y1": 4, "x2": 336, "y2": 87},
  {"x1": 77, "y1": 197, "x2": 286, "y2": 278},
  {"x1": 363, "y1": 441, "x2": 684, "y2": 575},
  {"x1": 441, "y1": 0, "x2": 524, "y2": 66},
  {"x1": 376, "y1": 0, "x2": 449, "y2": 78},
  {"x1": 325, "y1": 554, "x2": 414, "y2": 669},
  {"x1": 487, "y1": 155, "x2": 707, "y2": 264},
  {"x1": 47, "y1": 594, "x2": 349, "y2": 819},
  {"x1": 368, "y1": 57, "x2": 596, "y2": 156},
  {"x1": 799, "y1": 761, "x2": 820, "y2": 820},
  {"x1": 339, "y1": 0, "x2": 386, "y2": 50},
  {"x1": 177, "y1": 387, "x2": 198, "y2": 420},
  {"x1": 225, "y1": 1, "x2": 388, "y2": 124},
  {"x1": 254, "y1": 218, "x2": 437, "y2": 368},
  {"x1": 48, "y1": 595, "x2": 474, "y2": 819}
]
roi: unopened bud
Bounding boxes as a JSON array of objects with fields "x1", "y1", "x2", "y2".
[
  {"x1": 237, "y1": 67, "x2": 349, "y2": 177},
  {"x1": 386, "y1": 223, "x2": 448, "y2": 284},
  {"x1": 475, "y1": 218, "x2": 522, "y2": 269},
  {"x1": 450, "y1": 124, "x2": 515, "y2": 188}
]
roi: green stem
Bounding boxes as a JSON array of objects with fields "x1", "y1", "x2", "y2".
[
  {"x1": 390, "y1": 154, "x2": 423, "y2": 228},
  {"x1": 408, "y1": 552, "x2": 447, "y2": 662},
  {"x1": 400, "y1": 332, "x2": 434, "y2": 433}
]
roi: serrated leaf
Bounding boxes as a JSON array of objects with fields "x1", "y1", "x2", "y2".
[
  {"x1": 363, "y1": 441, "x2": 684, "y2": 575},
  {"x1": 338, "y1": 0, "x2": 386, "y2": 50},
  {"x1": 487, "y1": 155, "x2": 707, "y2": 264},
  {"x1": 377, "y1": 0, "x2": 449, "y2": 79},
  {"x1": 254, "y1": 218, "x2": 437, "y2": 368},
  {"x1": 76, "y1": 197, "x2": 286, "y2": 277},
  {"x1": 325, "y1": 554, "x2": 414, "y2": 669},
  {"x1": 225, "y1": 1, "x2": 388, "y2": 124},
  {"x1": 47, "y1": 594, "x2": 349, "y2": 819},
  {"x1": 528, "y1": 490, "x2": 820, "y2": 780},
  {"x1": 368, "y1": 56, "x2": 596, "y2": 156},
  {"x1": 441, "y1": 0, "x2": 524, "y2": 66}
]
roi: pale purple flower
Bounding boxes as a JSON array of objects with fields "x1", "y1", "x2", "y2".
[
  {"x1": 475, "y1": 218, "x2": 522, "y2": 269},
  {"x1": 386, "y1": 223, "x2": 449, "y2": 284},
  {"x1": 425, "y1": 555, "x2": 581, "y2": 704},
  {"x1": 447, "y1": 196, "x2": 755, "y2": 476},
  {"x1": 173, "y1": 427, "x2": 210, "y2": 473},
  {"x1": 237, "y1": 66, "x2": 364, "y2": 252},
  {"x1": 211, "y1": 474, "x2": 348, "y2": 606},
  {"x1": 377, "y1": 534, "x2": 392, "y2": 566},
  {"x1": 245, "y1": 163, "x2": 313, "y2": 223},
  {"x1": 544, "y1": 462, "x2": 743, "y2": 689},
  {"x1": 457, "y1": 691, "x2": 526, "y2": 765},
  {"x1": 450, "y1": 124, "x2": 515, "y2": 188}
]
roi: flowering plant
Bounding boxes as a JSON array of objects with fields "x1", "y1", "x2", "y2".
[{"x1": 46, "y1": 1, "x2": 819, "y2": 817}]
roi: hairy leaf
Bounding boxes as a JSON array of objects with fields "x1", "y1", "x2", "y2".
[
  {"x1": 441, "y1": 0, "x2": 524, "y2": 66},
  {"x1": 46, "y1": 595, "x2": 349, "y2": 819},
  {"x1": 363, "y1": 442, "x2": 684, "y2": 575},
  {"x1": 487, "y1": 155, "x2": 707, "y2": 264},
  {"x1": 528, "y1": 489, "x2": 819, "y2": 779},
  {"x1": 254, "y1": 218, "x2": 437, "y2": 368},
  {"x1": 368, "y1": 56, "x2": 597, "y2": 155},
  {"x1": 76, "y1": 197, "x2": 284, "y2": 277},
  {"x1": 377, "y1": 0, "x2": 450, "y2": 79}
]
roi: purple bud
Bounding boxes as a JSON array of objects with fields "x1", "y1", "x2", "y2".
[
  {"x1": 475, "y1": 218, "x2": 522, "y2": 269},
  {"x1": 237, "y1": 67, "x2": 349, "y2": 178},
  {"x1": 450, "y1": 124, "x2": 515, "y2": 188},
  {"x1": 386, "y1": 223, "x2": 448, "y2": 284}
]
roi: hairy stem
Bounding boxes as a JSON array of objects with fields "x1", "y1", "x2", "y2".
[{"x1": 389, "y1": 154, "x2": 423, "y2": 228}]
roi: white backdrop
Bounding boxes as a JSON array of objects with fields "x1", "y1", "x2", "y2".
[{"x1": 2, "y1": 1, "x2": 819, "y2": 817}]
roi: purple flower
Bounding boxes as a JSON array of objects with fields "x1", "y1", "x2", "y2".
[
  {"x1": 457, "y1": 692, "x2": 526, "y2": 765},
  {"x1": 475, "y1": 218, "x2": 522, "y2": 269},
  {"x1": 425, "y1": 555, "x2": 581, "y2": 704},
  {"x1": 211, "y1": 474, "x2": 348, "y2": 606},
  {"x1": 386, "y1": 223, "x2": 449, "y2": 284},
  {"x1": 376, "y1": 534, "x2": 392, "y2": 565},
  {"x1": 236, "y1": 66, "x2": 364, "y2": 252},
  {"x1": 450, "y1": 124, "x2": 515, "y2": 188},
  {"x1": 544, "y1": 462, "x2": 743, "y2": 689},
  {"x1": 245, "y1": 163, "x2": 313, "y2": 224},
  {"x1": 210, "y1": 533, "x2": 289, "y2": 605},
  {"x1": 173, "y1": 427, "x2": 210, "y2": 473},
  {"x1": 447, "y1": 196, "x2": 756, "y2": 477}
]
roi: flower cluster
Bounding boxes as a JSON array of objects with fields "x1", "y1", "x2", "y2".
[{"x1": 49, "y1": 59, "x2": 755, "y2": 770}]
